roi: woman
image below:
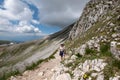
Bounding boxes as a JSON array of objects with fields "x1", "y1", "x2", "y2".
[{"x1": 59, "y1": 44, "x2": 66, "y2": 61}]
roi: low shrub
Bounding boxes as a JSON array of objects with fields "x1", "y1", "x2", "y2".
[
  {"x1": 85, "y1": 48, "x2": 95, "y2": 55},
  {"x1": 100, "y1": 43, "x2": 112, "y2": 57},
  {"x1": 75, "y1": 53, "x2": 82, "y2": 58}
]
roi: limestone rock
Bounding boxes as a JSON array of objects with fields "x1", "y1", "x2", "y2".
[
  {"x1": 71, "y1": 55, "x2": 77, "y2": 60},
  {"x1": 112, "y1": 34, "x2": 118, "y2": 38},
  {"x1": 109, "y1": 76, "x2": 120, "y2": 80},
  {"x1": 38, "y1": 72, "x2": 44, "y2": 76},
  {"x1": 96, "y1": 75, "x2": 104, "y2": 80},
  {"x1": 91, "y1": 73, "x2": 98, "y2": 77},
  {"x1": 77, "y1": 44, "x2": 87, "y2": 55},
  {"x1": 56, "y1": 73, "x2": 71, "y2": 80}
]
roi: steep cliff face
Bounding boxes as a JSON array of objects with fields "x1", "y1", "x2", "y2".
[{"x1": 69, "y1": 0, "x2": 120, "y2": 40}]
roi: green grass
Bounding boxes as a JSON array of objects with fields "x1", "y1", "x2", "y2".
[
  {"x1": 100, "y1": 43, "x2": 112, "y2": 57},
  {"x1": 85, "y1": 47, "x2": 95, "y2": 55},
  {"x1": 100, "y1": 43, "x2": 110, "y2": 53},
  {"x1": 99, "y1": 43, "x2": 120, "y2": 79},
  {"x1": 0, "y1": 70, "x2": 20, "y2": 80},
  {"x1": 26, "y1": 60, "x2": 44, "y2": 70},
  {"x1": 103, "y1": 57, "x2": 120, "y2": 80},
  {"x1": 75, "y1": 53, "x2": 82, "y2": 58}
]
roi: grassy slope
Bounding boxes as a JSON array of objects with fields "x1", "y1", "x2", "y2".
[{"x1": 64, "y1": 5, "x2": 120, "y2": 80}]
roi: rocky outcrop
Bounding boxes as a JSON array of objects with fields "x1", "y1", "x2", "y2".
[
  {"x1": 110, "y1": 41, "x2": 120, "y2": 60},
  {"x1": 72, "y1": 59, "x2": 107, "y2": 80},
  {"x1": 69, "y1": 0, "x2": 120, "y2": 40},
  {"x1": 75, "y1": 36, "x2": 101, "y2": 56}
]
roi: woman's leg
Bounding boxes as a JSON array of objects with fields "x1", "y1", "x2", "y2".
[{"x1": 60, "y1": 51, "x2": 64, "y2": 61}]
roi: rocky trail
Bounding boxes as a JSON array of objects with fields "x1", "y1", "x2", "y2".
[{"x1": 9, "y1": 51, "x2": 64, "y2": 80}]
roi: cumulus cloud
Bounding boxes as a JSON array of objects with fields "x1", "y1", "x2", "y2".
[
  {"x1": 0, "y1": 20, "x2": 41, "y2": 34},
  {"x1": 32, "y1": 19, "x2": 40, "y2": 24},
  {"x1": 14, "y1": 21, "x2": 41, "y2": 33},
  {"x1": 0, "y1": 18, "x2": 13, "y2": 32},
  {"x1": 27, "y1": 0, "x2": 89, "y2": 27},
  {"x1": 0, "y1": 0, "x2": 42, "y2": 37},
  {"x1": 0, "y1": 0, "x2": 90, "y2": 41},
  {"x1": 15, "y1": 26, "x2": 41, "y2": 33},
  {"x1": 0, "y1": 0, "x2": 33, "y2": 21}
]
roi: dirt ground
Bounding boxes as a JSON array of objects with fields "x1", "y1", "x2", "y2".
[{"x1": 9, "y1": 52, "x2": 63, "y2": 80}]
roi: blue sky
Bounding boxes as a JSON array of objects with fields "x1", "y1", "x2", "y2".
[{"x1": 0, "y1": 0, "x2": 89, "y2": 41}]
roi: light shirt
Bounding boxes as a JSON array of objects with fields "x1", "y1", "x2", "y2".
[{"x1": 60, "y1": 46, "x2": 65, "y2": 51}]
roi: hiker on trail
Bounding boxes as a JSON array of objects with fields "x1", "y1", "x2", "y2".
[{"x1": 59, "y1": 43, "x2": 66, "y2": 61}]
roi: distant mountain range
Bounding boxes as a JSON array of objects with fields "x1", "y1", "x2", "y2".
[
  {"x1": 0, "y1": 40, "x2": 11, "y2": 45},
  {"x1": 0, "y1": 40, "x2": 24, "y2": 45}
]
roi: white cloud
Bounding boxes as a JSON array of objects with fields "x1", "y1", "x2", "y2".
[
  {"x1": 27, "y1": 0, "x2": 90, "y2": 27},
  {"x1": 17, "y1": 20, "x2": 41, "y2": 33},
  {"x1": 0, "y1": 20, "x2": 41, "y2": 33},
  {"x1": 32, "y1": 19, "x2": 40, "y2": 24},
  {"x1": 0, "y1": 0, "x2": 90, "y2": 41},
  {"x1": 0, "y1": 0, "x2": 33, "y2": 21},
  {"x1": 14, "y1": 24, "x2": 41, "y2": 33},
  {"x1": 0, "y1": 18, "x2": 13, "y2": 32},
  {"x1": 0, "y1": 0, "x2": 43, "y2": 39},
  {"x1": 0, "y1": 18, "x2": 11, "y2": 26}
]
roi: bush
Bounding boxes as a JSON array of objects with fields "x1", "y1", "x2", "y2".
[
  {"x1": 85, "y1": 48, "x2": 94, "y2": 55},
  {"x1": 100, "y1": 43, "x2": 112, "y2": 57},
  {"x1": 112, "y1": 59, "x2": 120, "y2": 69},
  {"x1": 75, "y1": 53, "x2": 82, "y2": 58},
  {"x1": 100, "y1": 43, "x2": 110, "y2": 53}
]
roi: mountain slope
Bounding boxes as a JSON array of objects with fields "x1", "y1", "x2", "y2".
[
  {"x1": 62, "y1": 0, "x2": 120, "y2": 79},
  {"x1": 0, "y1": 23, "x2": 74, "y2": 79},
  {"x1": 69, "y1": 0, "x2": 120, "y2": 40}
]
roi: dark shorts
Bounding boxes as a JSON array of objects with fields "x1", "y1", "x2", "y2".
[{"x1": 59, "y1": 51, "x2": 64, "y2": 57}]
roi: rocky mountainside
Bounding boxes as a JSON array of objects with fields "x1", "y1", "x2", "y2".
[
  {"x1": 45, "y1": 0, "x2": 120, "y2": 80},
  {"x1": 67, "y1": 0, "x2": 120, "y2": 60},
  {"x1": 69, "y1": 0, "x2": 120, "y2": 40},
  {"x1": 60, "y1": 0, "x2": 120, "y2": 80}
]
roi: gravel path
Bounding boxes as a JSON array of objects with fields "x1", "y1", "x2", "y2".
[{"x1": 9, "y1": 49, "x2": 62, "y2": 80}]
